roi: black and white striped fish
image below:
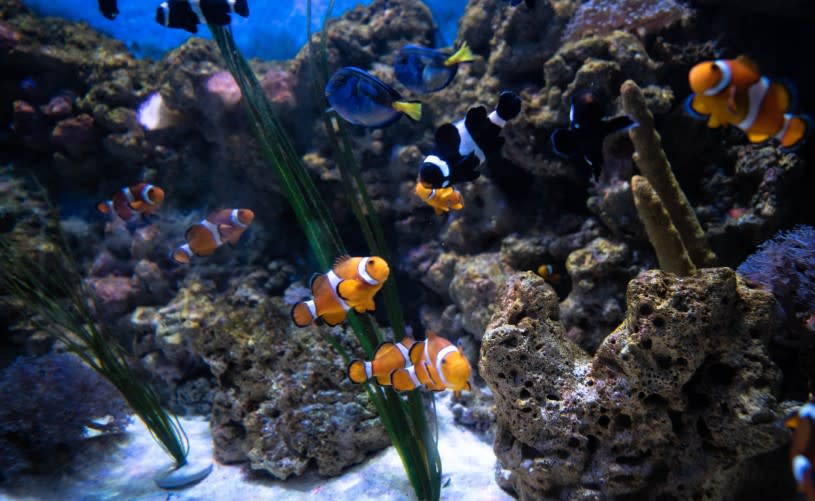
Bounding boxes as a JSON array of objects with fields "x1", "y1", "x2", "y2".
[{"x1": 155, "y1": 0, "x2": 249, "y2": 33}]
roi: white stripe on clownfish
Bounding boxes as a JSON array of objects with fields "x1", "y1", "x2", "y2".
[
  {"x1": 141, "y1": 184, "x2": 156, "y2": 204},
  {"x1": 704, "y1": 60, "x2": 733, "y2": 97},
  {"x1": 454, "y1": 118, "x2": 486, "y2": 163},
  {"x1": 800, "y1": 402, "x2": 815, "y2": 420},
  {"x1": 794, "y1": 455, "x2": 811, "y2": 485},
  {"x1": 326, "y1": 270, "x2": 351, "y2": 312},
  {"x1": 405, "y1": 366, "x2": 420, "y2": 387},
  {"x1": 434, "y1": 345, "x2": 458, "y2": 387},
  {"x1": 122, "y1": 187, "x2": 135, "y2": 204},
  {"x1": 304, "y1": 299, "x2": 317, "y2": 319},
  {"x1": 488, "y1": 110, "x2": 506, "y2": 128},
  {"x1": 176, "y1": 243, "x2": 192, "y2": 259},
  {"x1": 396, "y1": 341, "x2": 411, "y2": 363},
  {"x1": 737, "y1": 77, "x2": 770, "y2": 131},
  {"x1": 230, "y1": 209, "x2": 247, "y2": 228},
  {"x1": 188, "y1": 0, "x2": 205, "y2": 24},
  {"x1": 357, "y1": 257, "x2": 379, "y2": 285},
  {"x1": 424, "y1": 155, "x2": 449, "y2": 180},
  {"x1": 159, "y1": 2, "x2": 170, "y2": 26},
  {"x1": 774, "y1": 113, "x2": 794, "y2": 142},
  {"x1": 200, "y1": 219, "x2": 223, "y2": 247},
  {"x1": 363, "y1": 361, "x2": 372, "y2": 379}
]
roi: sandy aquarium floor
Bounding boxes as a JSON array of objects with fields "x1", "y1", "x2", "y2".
[{"x1": 0, "y1": 394, "x2": 511, "y2": 501}]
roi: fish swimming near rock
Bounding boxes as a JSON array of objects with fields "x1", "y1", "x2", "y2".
[
  {"x1": 785, "y1": 400, "x2": 815, "y2": 501},
  {"x1": 550, "y1": 89, "x2": 636, "y2": 179},
  {"x1": 171, "y1": 208, "x2": 254, "y2": 264},
  {"x1": 97, "y1": 183, "x2": 165, "y2": 221},
  {"x1": 99, "y1": 0, "x2": 119, "y2": 20},
  {"x1": 414, "y1": 180, "x2": 464, "y2": 215},
  {"x1": 418, "y1": 91, "x2": 521, "y2": 189},
  {"x1": 393, "y1": 43, "x2": 474, "y2": 94},
  {"x1": 155, "y1": 0, "x2": 250, "y2": 33},
  {"x1": 324, "y1": 67, "x2": 422, "y2": 128},
  {"x1": 347, "y1": 337, "x2": 417, "y2": 386},
  {"x1": 291, "y1": 256, "x2": 390, "y2": 327},
  {"x1": 389, "y1": 330, "x2": 472, "y2": 395},
  {"x1": 537, "y1": 264, "x2": 562, "y2": 285},
  {"x1": 686, "y1": 56, "x2": 810, "y2": 149}
]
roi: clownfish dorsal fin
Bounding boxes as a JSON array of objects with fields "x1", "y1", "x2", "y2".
[
  {"x1": 735, "y1": 55, "x2": 760, "y2": 75},
  {"x1": 334, "y1": 254, "x2": 352, "y2": 268},
  {"x1": 374, "y1": 341, "x2": 395, "y2": 359},
  {"x1": 408, "y1": 341, "x2": 425, "y2": 366}
]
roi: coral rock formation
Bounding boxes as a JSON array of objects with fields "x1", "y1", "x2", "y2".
[{"x1": 481, "y1": 269, "x2": 791, "y2": 500}]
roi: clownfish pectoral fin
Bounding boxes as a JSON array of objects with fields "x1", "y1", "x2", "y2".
[
  {"x1": 408, "y1": 341, "x2": 425, "y2": 366},
  {"x1": 321, "y1": 310, "x2": 347, "y2": 326},
  {"x1": 389, "y1": 368, "x2": 419, "y2": 392},
  {"x1": 360, "y1": 297, "x2": 376, "y2": 312},
  {"x1": 707, "y1": 114, "x2": 722, "y2": 128},
  {"x1": 336, "y1": 279, "x2": 361, "y2": 302},
  {"x1": 347, "y1": 360, "x2": 368, "y2": 384},
  {"x1": 684, "y1": 94, "x2": 708, "y2": 121},
  {"x1": 392, "y1": 101, "x2": 422, "y2": 122},
  {"x1": 444, "y1": 42, "x2": 475, "y2": 66},
  {"x1": 291, "y1": 301, "x2": 316, "y2": 327}
]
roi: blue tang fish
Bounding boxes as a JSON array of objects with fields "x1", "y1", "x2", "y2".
[
  {"x1": 325, "y1": 67, "x2": 422, "y2": 128},
  {"x1": 393, "y1": 42, "x2": 475, "y2": 94}
]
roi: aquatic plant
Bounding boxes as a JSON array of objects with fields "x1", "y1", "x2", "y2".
[
  {"x1": 0, "y1": 353, "x2": 131, "y2": 479},
  {"x1": 737, "y1": 225, "x2": 815, "y2": 333},
  {"x1": 621, "y1": 80, "x2": 716, "y2": 273},
  {"x1": 206, "y1": 5, "x2": 442, "y2": 499},
  {"x1": 0, "y1": 220, "x2": 190, "y2": 468}
]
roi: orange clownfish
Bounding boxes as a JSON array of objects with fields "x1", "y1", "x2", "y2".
[
  {"x1": 687, "y1": 57, "x2": 810, "y2": 149},
  {"x1": 97, "y1": 183, "x2": 165, "y2": 221},
  {"x1": 414, "y1": 181, "x2": 464, "y2": 215},
  {"x1": 389, "y1": 330, "x2": 472, "y2": 395},
  {"x1": 171, "y1": 208, "x2": 255, "y2": 264},
  {"x1": 536, "y1": 264, "x2": 561, "y2": 285},
  {"x1": 290, "y1": 256, "x2": 390, "y2": 327},
  {"x1": 347, "y1": 337, "x2": 417, "y2": 385},
  {"x1": 785, "y1": 400, "x2": 815, "y2": 501}
]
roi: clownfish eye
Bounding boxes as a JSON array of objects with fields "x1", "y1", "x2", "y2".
[
  {"x1": 710, "y1": 63, "x2": 719, "y2": 72},
  {"x1": 368, "y1": 259, "x2": 376, "y2": 267}
]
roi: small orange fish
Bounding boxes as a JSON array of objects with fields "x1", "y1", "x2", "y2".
[
  {"x1": 97, "y1": 183, "x2": 165, "y2": 221},
  {"x1": 171, "y1": 208, "x2": 254, "y2": 264},
  {"x1": 347, "y1": 337, "x2": 416, "y2": 385},
  {"x1": 414, "y1": 180, "x2": 464, "y2": 215},
  {"x1": 537, "y1": 264, "x2": 561, "y2": 285},
  {"x1": 785, "y1": 400, "x2": 815, "y2": 501},
  {"x1": 389, "y1": 330, "x2": 472, "y2": 395},
  {"x1": 290, "y1": 256, "x2": 390, "y2": 327},
  {"x1": 687, "y1": 56, "x2": 810, "y2": 149}
]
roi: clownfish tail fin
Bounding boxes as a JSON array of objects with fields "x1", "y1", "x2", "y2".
[
  {"x1": 347, "y1": 360, "x2": 368, "y2": 384},
  {"x1": 778, "y1": 114, "x2": 812, "y2": 150},
  {"x1": 444, "y1": 41, "x2": 474, "y2": 66},
  {"x1": 392, "y1": 101, "x2": 422, "y2": 122},
  {"x1": 291, "y1": 300, "x2": 316, "y2": 327}
]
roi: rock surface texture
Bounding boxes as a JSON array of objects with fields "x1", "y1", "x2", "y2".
[{"x1": 480, "y1": 269, "x2": 793, "y2": 500}]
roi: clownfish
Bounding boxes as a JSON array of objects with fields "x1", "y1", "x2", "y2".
[
  {"x1": 97, "y1": 183, "x2": 165, "y2": 221},
  {"x1": 155, "y1": 0, "x2": 249, "y2": 34},
  {"x1": 290, "y1": 256, "x2": 390, "y2": 327},
  {"x1": 171, "y1": 208, "x2": 254, "y2": 264},
  {"x1": 785, "y1": 400, "x2": 815, "y2": 501},
  {"x1": 347, "y1": 337, "x2": 417, "y2": 386},
  {"x1": 99, "y1": 0, "x2": 119, "y2": 20},
  {"x1": 537, "y1": 264, "x2": 562, "y2": 285},
  {"x1": 414, "y1": 180, "x2": 464, "y2": 215},
  {"x1": 418, "y1": 91, "x2": 521, "y2": 189},
  {"x1": 550, "y1": 89, "x2": 636, "y2": 179},
  {"x1": 687, "y1": 57, "x2": 810, "y2": 149},
  {"x1": 325, "y1": 67, "x2": 422, "y2": 128},
  {"x1": 389, "y1": 330, "x2": 472, "y2": 396},
  {"x1": 393, "y1": 43, "x2": 475, "y2": 95}
]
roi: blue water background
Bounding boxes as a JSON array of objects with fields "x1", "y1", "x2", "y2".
[{"x1": 21, "y1": 0, "x2": 467, "y2": 60}]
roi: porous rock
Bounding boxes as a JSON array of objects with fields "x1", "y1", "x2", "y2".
[
  {"x1": 481, "y1": 268, "x2": 791, "y2": 500},
  {"x1": 449, "y1": 252, "x2": 513, "y2": 340},
  {"x1": 153, "y1": 274, "x2": 389, "y2": 478}
]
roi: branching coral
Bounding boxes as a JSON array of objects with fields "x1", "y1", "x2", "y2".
[
  {"x1": 622, "y1": 80, "x2": 716, "y2": 273},
  {"x1": 0, "y1": 354, "x2": 131, "y2": 479}
]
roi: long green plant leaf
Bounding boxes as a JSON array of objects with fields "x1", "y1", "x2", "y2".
[{"x1": 208, "y1": 7, "x2": 442, "y2": 498}]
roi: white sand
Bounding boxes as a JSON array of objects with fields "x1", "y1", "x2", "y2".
[{"x1": 0, "y1": 394, "x2": 512, "y2": 501}]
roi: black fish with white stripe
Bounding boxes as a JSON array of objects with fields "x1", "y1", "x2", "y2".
[
  {"x1": 550, "y1": 89, "x2": 636, "y2": 179},
  {"x1": 99, "y1": 0, "x2": 119, "y2": 20},
  {"x1": 418, "y1": 91, "x2": 522, "y2": 189},
  {"x1": 155, "y1": 0, "x2": 249, "y2": 33}
]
